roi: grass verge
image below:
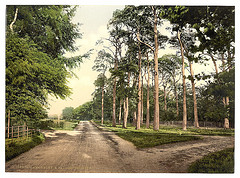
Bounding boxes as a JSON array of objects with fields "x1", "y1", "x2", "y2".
[
  {"x1": 5, "y1": 133, "x2": 45, "y2": 162},
  {"x1": 92, "y1": 120, "x2": 201, "y2": 148},
  {"x1": 188, "y1": 148, "x2": 234, "y2": 173}
]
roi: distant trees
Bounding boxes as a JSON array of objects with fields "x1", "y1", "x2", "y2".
[{"x1": 62, "y1": 107, "x2": 74, "y2": 121}]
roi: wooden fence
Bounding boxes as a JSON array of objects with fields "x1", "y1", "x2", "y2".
[
  {"x1": 5, "y1": 125, "x2": 39, "y2": 139},
  {"x1": 159, "y1": 120, "x2": 234, "y2": 128}
]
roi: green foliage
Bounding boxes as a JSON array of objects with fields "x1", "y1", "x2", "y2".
[
  {"x1": 73, "y1": 101, "x2": 95, "y2": 120},
  {"x1": 6, "y1": 5, "x2": 81, "y2": 59},
  {"x1": 5, "y1": 133, "x2": 45, "y2": 161},
  {"x1": 188, "y1": 148, "x2": 234, "y2": 173},
  {"x1": 62, "y1": 107, "x2": 74, "y2": 121},
  {"x1": 51, "y1": 120, "x2": 78, "y2": 130},
  {"x1": 37, "y1": 119, "x2": 78, "y2": 130},
  {"x1": 6, "y1": 5, "x2": 85, "y2": 126}
]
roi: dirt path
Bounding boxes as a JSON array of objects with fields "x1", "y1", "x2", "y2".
[{"x1": 5, "y1": 121, "x2": 234, "y2": 173}]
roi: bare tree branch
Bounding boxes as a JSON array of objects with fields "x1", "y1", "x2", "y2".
[{"x1": 136, "y1": 32, "x2": 154, "y2": 52}]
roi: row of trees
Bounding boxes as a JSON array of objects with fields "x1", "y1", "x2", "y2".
[
  {"x1": 89, "y1": 6, "x2": 234, "y2": 130},
  {"x1": 5, "y1": 5, "x2": 87, "y2": 127}
]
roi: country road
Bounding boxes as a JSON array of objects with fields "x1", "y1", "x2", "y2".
[{"x1": 5, "y1": 121, "x2": 234, "y2": 173}]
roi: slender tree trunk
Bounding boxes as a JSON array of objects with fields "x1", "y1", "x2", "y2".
[
  {"x1": 123, "y1": 72, "x2": 130, "y2": 128},
  {"x1": 163, "y1": 85, "x2": 167, "y2": 111},
  {"x1": 136, "y1": 45, "x2": 142, "y2": 130},
  {"x1": 221, "y1": 54, "x2": 230, "y2": 129},
  {"x1": 177, "y1": 31, "x2": 187, "y2": 130},
  {"x1": 112, "y1": 52, "x2": 118, "y2": 127},
  {"x1": 118, "y1": 99, "x2": 122, "y2": 125},
  {"x1": 101, "y1": 86, "x2": 104, "y2": 125},
  {"x1": 141, "y1": 73, "x2": 144, "y2": 125},
  {"x1": 153, "y1": 7, "x2": 159, "y2": 131},
  {"x1": 210, "y1": 54, "x2": 218, "y2": 75},
  {"x1": 112, "y1": 78, "x2": 117, "y2": 127},
  {"x1": 10, "y1": 8, "x2": 18, "y2": 33},
  {"x1": 146, "y1": 54, "x2": 150, "y2": 129},
  {"x1": 123, "y1": 98, "x2": 127, "y2": 128},
  {"x1": 173, "y1": 76, "x2": 179, "y2": 118},
  {"x1": 224, "y1": 96, "x2": 230, "y2": 129},
  {"x1": 189, "y1": 61, "x2": 199, "y2": 128},
  {"x1": 133, "y1": 111, "x2": 137, "y2": 127}
]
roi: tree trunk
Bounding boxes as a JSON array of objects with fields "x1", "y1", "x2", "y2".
[
  {"x1": 118, "y1": 99, "x2": 122, "y2": 125},
  {"x1": 221, "y1": 54, "x2": 230, "y2": 129},
  {"x1": 10, "y1": 8, "x2": 18, "y2": 33},
  {"x1": 177, "y1": 30, "x2": 187, "y2": 130},
  {"x1": 112, "y1": 52, "x2": 118, "y2": 127},
  {"x1": 224, "y1": 96, "x2": 230, "y2": 129},
  {"x1": 123, "y1": 72, "x2": 130, "y2": 128},
  {"x1": 210, "y1": 54, "x2": 218, "y2": 75},
  {"x1": 141, "y1": 73, "x2": 144, "y2": 125},
  {"x1": 173, "y1": 76, "x2": 179, "y2": 118},
  {"x1": 163, "y1": 85, "x2": 167, "y2": 111},
  {"x1": 189, "y1": 61, "x2": 199, "y2": 128},
  {"x1": 146, "y1": 54, "x2": 150, "y2": 129},
  {"x1": 136, "y1": 45, "x2": 142, "y2": 130},
  {"x1": 153, "y1": 7, "x2": 159, "y2": 131},
  {"x1": 101, "y1": 86, "x2": 104, "y2": 125},
  {"x1": 123, "y1": 98, "x2": 128, "y2": 128},
  {"x1": 133, "y1": 111, "x2": 137, "y2": 127}
]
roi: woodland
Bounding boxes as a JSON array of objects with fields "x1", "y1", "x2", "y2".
[{"x1": 6, "y1": 5, "x2": 235, "y2": 131}]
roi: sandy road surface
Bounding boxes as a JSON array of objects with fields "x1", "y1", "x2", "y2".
[{"x1": 5, "y1": 121, "x2": 234, "y2": 173}]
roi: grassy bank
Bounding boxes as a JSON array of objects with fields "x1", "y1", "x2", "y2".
[
  {"x1": 5, "y1": 133, "x2": 45, "y2": 161},
  {"x1": 188, "y1": 148, "x2": 234, "y2": 173}
]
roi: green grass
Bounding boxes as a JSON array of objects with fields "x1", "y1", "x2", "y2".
[
  {"x1": 188, "y1": 148, "x2": 234, "y2": 173},
  {"x1": 92, "y1": 120, "x2": 234, "y2": 148},
  {"x1": 38, "y1": 119, "x2": 78, "y2": 131},
  {"x1": 51, "y1": 120, "x2": 78, "y2": 131},
  {"x1": 116, "y1": 132, "x2": 200, "y2": 148},
  {"x1": 5, "y1": 133, "x2": 45, "y2": 161},
  {"x1": 92, "y1": 120, "x2": 201, "y2": 148}
]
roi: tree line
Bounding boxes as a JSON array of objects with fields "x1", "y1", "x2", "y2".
[{"x1": 74, "y1": 6, "x2": 234, "y2": 130}]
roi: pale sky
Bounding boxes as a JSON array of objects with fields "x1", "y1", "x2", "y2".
[{"x1": 47, "y1": 5, "x2": 126, "y2": 115}]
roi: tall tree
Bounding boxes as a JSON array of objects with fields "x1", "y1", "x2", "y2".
[
  {"x1": 93, "y1": 49, "x2": 114, "y2": 125},
  {"x1": 93, "y1": 74, "x2": 107, "y2": 125},
  {"x1": 177, "y1": 31, "x2": 188, "y2": 130}
]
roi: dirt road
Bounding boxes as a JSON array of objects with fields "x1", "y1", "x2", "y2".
[{"x1": 5, "y1": 121, "x2": 234, "y2": 173}]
